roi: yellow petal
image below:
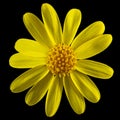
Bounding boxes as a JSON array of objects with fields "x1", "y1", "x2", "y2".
[
  {"x1": 75, "y1": 34, "x2": 112, "y2": 59},
  {"x1": 63, "y1": 75, "x2": 85, "y2": 114},
  {"x1": 15, "y1": 39, "x2": 48, "y2": 57},
  {"x1": 70, "y1": 71, "x2": 100, "y2": 103},
  {"x1": 10, "y1": 65, "x2": 49, "y2": 93},
  {"x1": 45, "y1": 75, "x2": 63, "y2": 117},
  {"x1": 25, "y1": 72, "x2": 53, "y2": 106},
  {"x1": 63, "y1": 9, "x2": 82, "y2": 45},
  {"x1": 75, "y1": 60, "x2": 114, "y2": 79},
  {"x1": 9, "y1": 53, "x2": 46, "y2": 68},
  {"x1": 23, "y1": 12, "x2": 55, "y2": 48},
  {"x1": 41, "y1": 3, "x2": 62, "y2": 44},
  {"x1": 71, "y1": 21, "x2": 105, "y2": 50}
]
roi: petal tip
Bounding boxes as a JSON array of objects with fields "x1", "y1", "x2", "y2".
[
  {"x1": 45, "y1": 108, "x2": 55, "y2": 117},
  {"x1": 10, "y1": 84, "x2": 14, "y2": 92},
  {"x1": 96, "y1": 21, "x2": 104, "y2": 26},
  {"x1": 23, "y1": 12, "x2": 34, "y2": 23},
  {"x1": 25, "y1": 97, "x2": 34, "y2": 106},
  {"x1": 23, "y1": 12, "x2": 30, "y2": 19},
  {"x1": 70, "y1": 8, "x2": 82, "y2": 14},
  {"x1": 108, "y1": 34, "x2": 113, "y2": 41},
  {"x1": 96, "y1": 21, "x2": 105, "y2": 31},
  {"x1": 93, "y1": 21, "x2": 105, "y2": 33},
  {"x1": 9, "y1": 56, "x2": 15, "y2": 68},
  {"x1": 90, "y1": 92, "x2": 101, "y2": 103},
  {"x1": 10, "y1": 83, "x2": 17, "y2": 93},
  {"x1": 41, "y1": 3, "x2": 52, "y2": 10},
  {"x1": 107, "y1": 67, "x2": 114, "y2": 79}
]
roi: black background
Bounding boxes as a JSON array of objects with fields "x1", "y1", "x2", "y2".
[{"x1": 1, "y1": 0, "x2": 119, "y2": 119}]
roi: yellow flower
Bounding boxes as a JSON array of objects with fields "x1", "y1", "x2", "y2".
[{"x1": 9, "y1": 3, "x2": 114, "y2": 117}]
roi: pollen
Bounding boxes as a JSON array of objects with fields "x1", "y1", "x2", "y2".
[{"x1": 47, "y1": 44, "x2": 76, "y2": 77}]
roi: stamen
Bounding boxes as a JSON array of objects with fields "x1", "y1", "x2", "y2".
[{"x1": 47, "y1": 44, "x2": 76, "y2": 77}]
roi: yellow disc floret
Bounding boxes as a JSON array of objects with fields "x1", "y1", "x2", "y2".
[{"x1": 47, "y1": 44, "x2": 76, "y2": 77}]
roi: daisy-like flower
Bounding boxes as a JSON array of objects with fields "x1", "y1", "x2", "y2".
[{"x1": 9, "y1": 3, "x2": 114, "y2": 117}]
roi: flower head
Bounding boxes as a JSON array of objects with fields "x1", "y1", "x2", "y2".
[{"x1": 9, "y1": 3, "x2": 114, "y2": 117}]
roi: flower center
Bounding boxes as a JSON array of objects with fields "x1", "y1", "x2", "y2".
[{"x1": 47, "y1": 44, "x2": 76, "y2": 77}]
